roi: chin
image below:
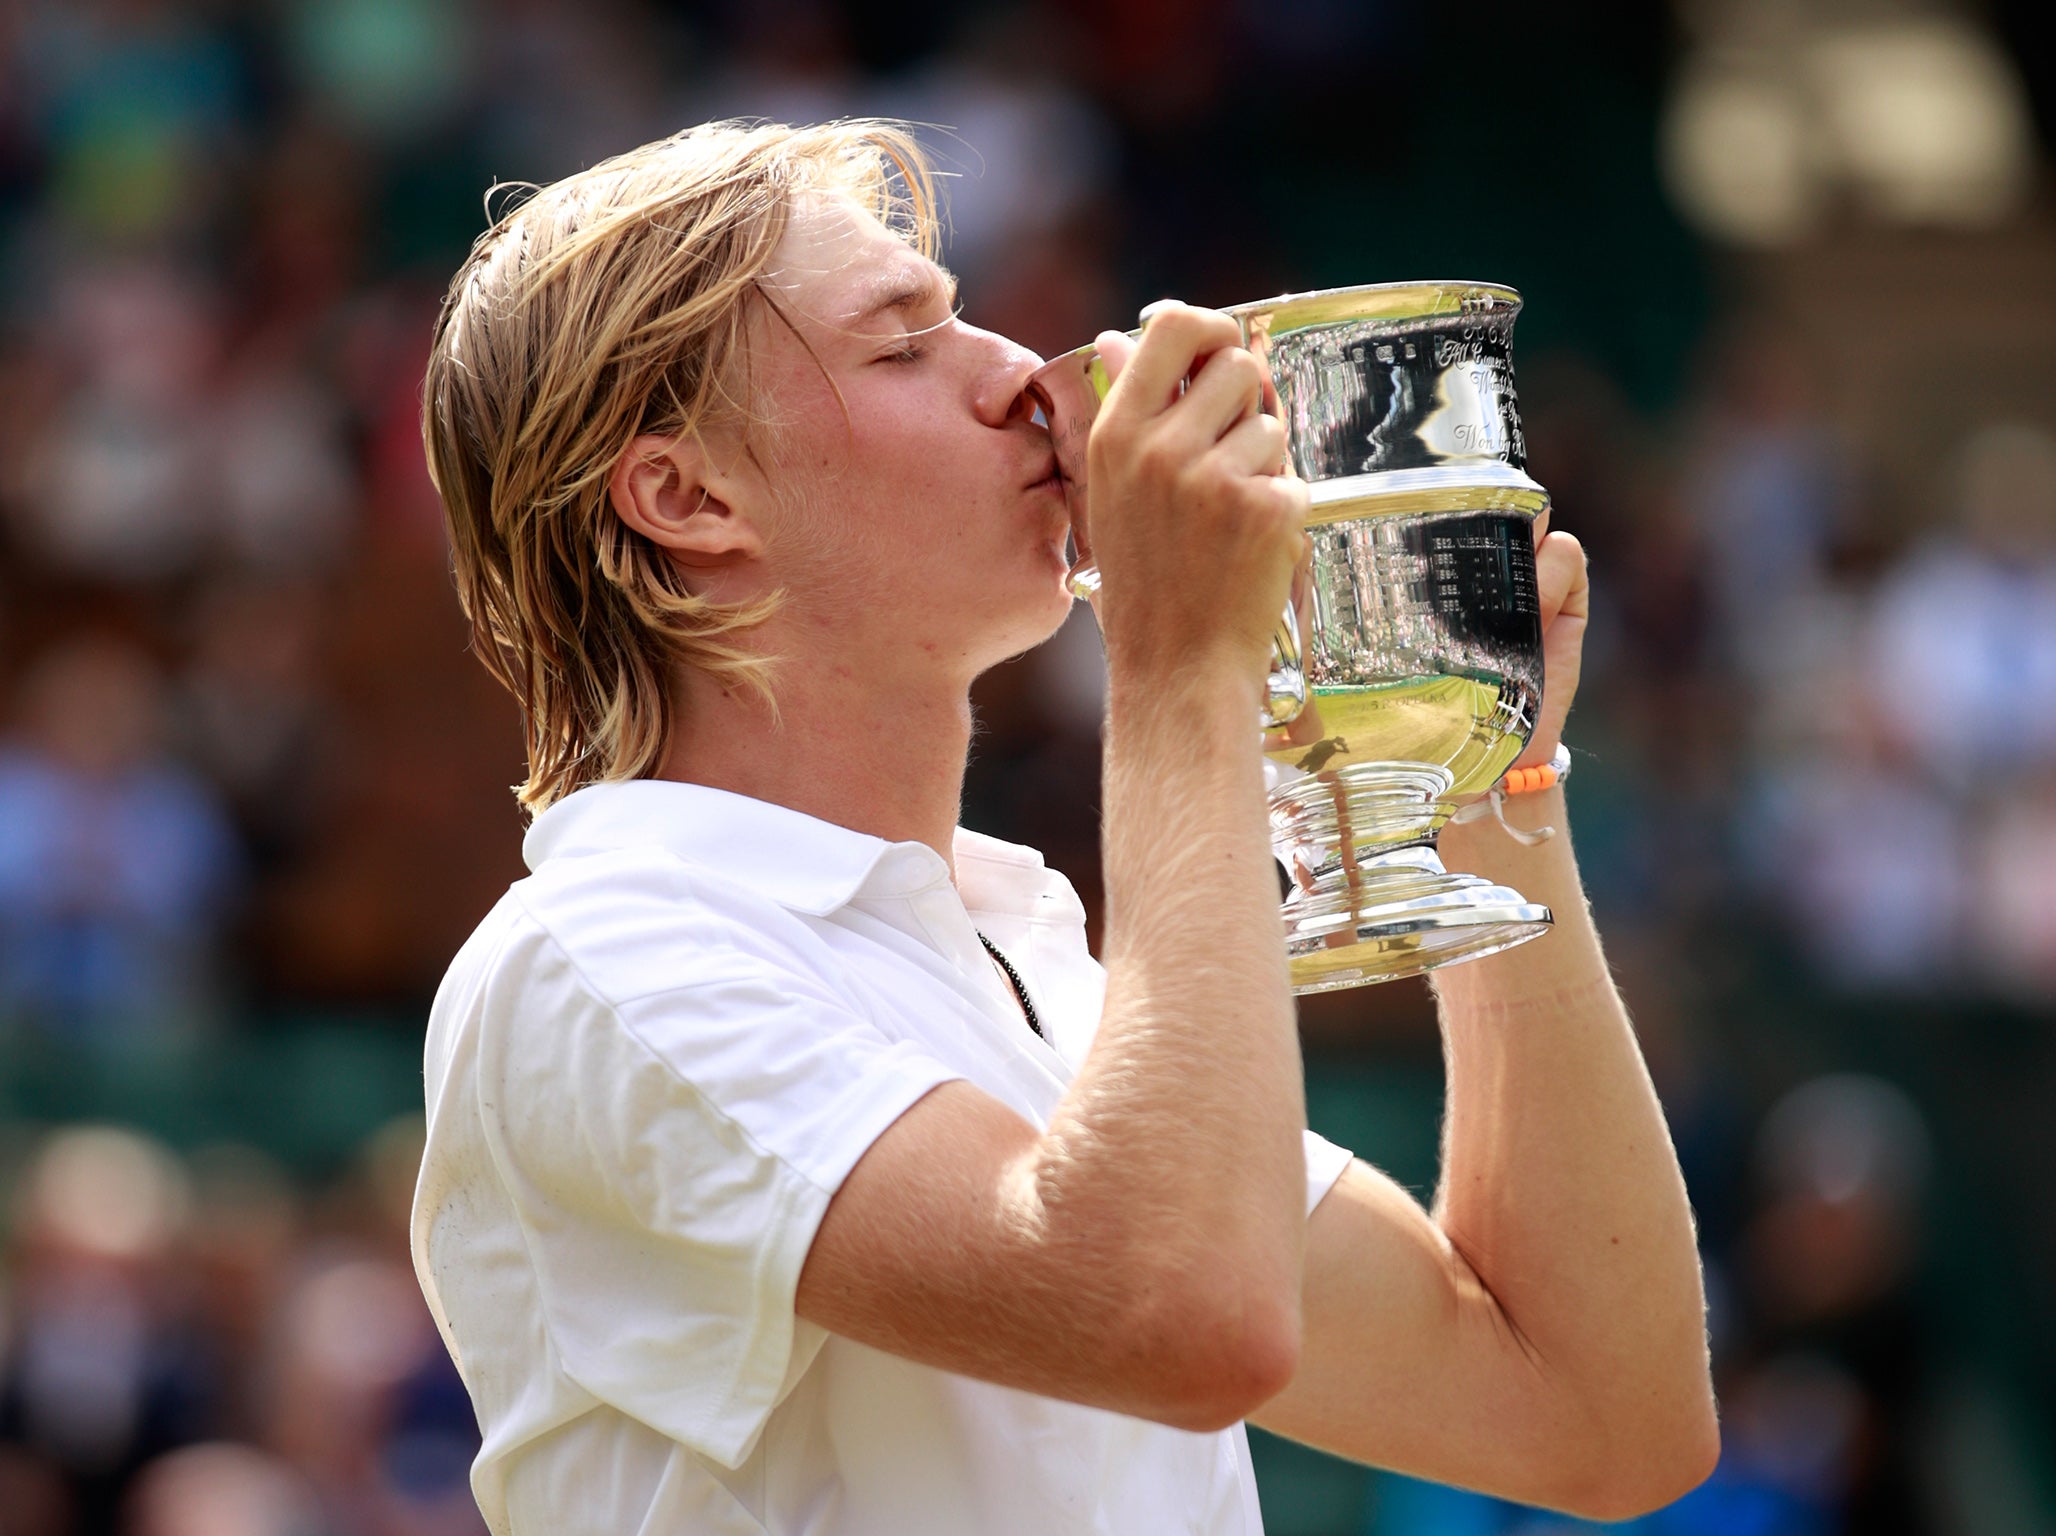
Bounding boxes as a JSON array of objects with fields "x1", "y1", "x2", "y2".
[
  {"x1": 1037, "y1": 549, "x2": 1081, "y2": 622},
  {"x1": 974, "y1": 571, "x2": 1077, "y2": 670}
]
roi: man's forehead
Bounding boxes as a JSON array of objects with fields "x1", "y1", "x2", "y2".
[
  {"x1": 838, "y1": 259, "x2": 958, "y2": 324},
  {"x1": 764, "y1": 197, "x2": 954, "y2": 326}
]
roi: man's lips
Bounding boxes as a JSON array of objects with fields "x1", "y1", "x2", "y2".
[{"x1": 1025, "y1": 457, "x2": 1063, "y2": 494}]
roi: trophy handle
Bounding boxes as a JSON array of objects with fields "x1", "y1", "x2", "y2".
[
  {"x1": 1031, "y1": 318, "x2": 1307, "y2": 728},
  {"x1": 1262, "y1": 599, "x2": 1306, "y2": 728},
  {"x1": 1248, "y1": 320, "x2": 1306, "y2": 728},
  {"x1": 1068, "y1": 562, "x2": 1305, "y2": 729}
]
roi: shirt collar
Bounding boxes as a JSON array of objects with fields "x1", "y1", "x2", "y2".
[{"x1": 521, "y1": 780, "x2": 1066, "y2": 920}]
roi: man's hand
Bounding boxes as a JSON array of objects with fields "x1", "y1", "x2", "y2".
[
  {"x1": 1515, "y1": 509, "x2": 1589, "y2": 768},
  {"x1": 1085, "y1": 305, "x2": 1309, "y2": 699}
]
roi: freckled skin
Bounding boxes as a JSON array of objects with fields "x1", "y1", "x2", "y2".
[
  {"x1": 632, "y1": 195, "x2": 1076, "y2": 862},
  {"x1": 736, "y1": 198, "x2": 1075, "y2": 691}
]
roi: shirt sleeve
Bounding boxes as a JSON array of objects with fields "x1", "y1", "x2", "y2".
[
  {"x1": 1303, "y1": 1129, "x2": 1354, "y2": 1215},
  {"x1": 476, "y1": 905, "x2": 962, "y2": 1469}
]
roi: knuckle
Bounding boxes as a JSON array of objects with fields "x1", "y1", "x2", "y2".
[
  {"x1": 1204, "y1": 348, "x2": 1263, "y2": 398},
  {"x1": 1227, "y1": 471, "x2": 1301, "y2": 529},
  {"x1": 1095, "y1": 412, "x2": 1136, "y2": 451},
  {"x1": 1163, "y1": 304, "x2": 1237, "y2": 347},
  {"x1": 1147, "y1": 304, "x2": 1203, "y2": 341},
  {"x1": 1135, "y1": 433, "x2": 1183, "y2": 480}
]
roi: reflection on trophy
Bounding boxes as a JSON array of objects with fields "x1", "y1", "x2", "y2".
[{"x1": 1029, "y1": 281, "x2": 1555, "y2": 994}]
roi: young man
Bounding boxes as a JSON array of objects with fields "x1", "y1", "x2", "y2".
[{"x1": 412, "y1": 120, "x2": 1718, "y2": 1536}]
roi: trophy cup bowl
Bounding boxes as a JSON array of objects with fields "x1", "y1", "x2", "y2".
[{"x1": 1028, "y1": 281, "x2": 1555, "y2": 993}]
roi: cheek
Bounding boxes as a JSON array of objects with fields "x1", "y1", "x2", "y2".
[
  {"x1": 843, "y1": 431, "x2": 977, "y2": 554},
  {"x1": 774, "y1": 377, "x2": 1012, "y2": 589},
  {"x1": 763, "y1": 455, "x2": 918, "y2": 611}
]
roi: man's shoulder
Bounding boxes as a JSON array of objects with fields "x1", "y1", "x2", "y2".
[{"x1": 450, "y1": 844, "x2": 836, "y2": 1020}]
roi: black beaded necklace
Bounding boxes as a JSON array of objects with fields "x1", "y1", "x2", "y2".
[{"x1": 976, "y1": 932, "x2": 1044, "y2": 1041}]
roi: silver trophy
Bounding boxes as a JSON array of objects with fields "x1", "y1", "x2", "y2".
[{"x1": 1029, "y1": 281, "x2": 1554, "y2": 993}]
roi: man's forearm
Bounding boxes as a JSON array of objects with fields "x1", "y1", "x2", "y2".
[
  {"x1": 1429, "y1": 788, "x2": 1713, "y2": 1448},
  {"x1": 1024, "y1": 668, "x2": 1307, "y2": 1383}
]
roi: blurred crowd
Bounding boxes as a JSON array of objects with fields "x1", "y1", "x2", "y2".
[
  {"x1": 0, "y1": 1, "x2": 2051, "y2": 1533},
  {"x1": 0, "y1": 1119, "x2": 479, "y2": 1536}
]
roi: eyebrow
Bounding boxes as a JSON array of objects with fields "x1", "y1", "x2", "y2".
[{"x1": 845, "y1": 263, "x2": 960, "y2": 325}]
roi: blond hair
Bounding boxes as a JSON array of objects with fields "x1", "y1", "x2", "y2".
[{"x1": 423, "y1": 120, "x2": 939, "y2": 816}]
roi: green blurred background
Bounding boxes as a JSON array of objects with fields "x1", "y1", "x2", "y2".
[{"x1": 1, "y1": 1, "x2": 2054, "y2": 1532}]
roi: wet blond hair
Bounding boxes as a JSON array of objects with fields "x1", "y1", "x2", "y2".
[{"x1": 423, "y1": 120, "x2": 939, "y2": 816}]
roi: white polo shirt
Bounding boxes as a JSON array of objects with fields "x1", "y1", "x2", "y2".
[{"x1": 411, "y1": 779, "x2": 1353, "y2": 1536}]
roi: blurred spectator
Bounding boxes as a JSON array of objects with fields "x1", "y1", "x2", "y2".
[
  {"x1": 211, "y1": 367, "x2": 357, "y2": 576},
  {"x1": 0, "y1": 1128, "x2": 212, "y2": 1533},
  {"x1": 1732, "y1": 1075, "x2": 1937, "y2": 1534},
  {"x1": 172, "y1": 577, "x2": 337, "y2": 874},
  {"x1": 0, "y1": 1442, "x2": 75, "y2": 1536},
  {"x1": 1969, "y1": 766, "x2": 2056, "y2": 999},
  {"x1": 1737, "y1": 669, "x2": 1968, "y2": 993},
  {"x1": 336, "y1": 280, "x2": 451, "y2": 551},
  {"x1": 0, "y1": 636, "x2": 240, "y2": 1039},
  {"x1": 253, "y1": 1117, "x2": 481, "y2": 1536},
  {"x1": 880, "y1": 4, "x2": 1115, "y2": 287},
  {"x1": 121, "y1": 1442, "x2": 323, "y2": 1536},
  {"x1": 0, "y1": 1117, "x2": 482, "y2": 1536},
  {"x1": 275, "y1": 0, "x2": 473, "y2": 150},
  {"x1": 13, "y1": 0, "x2": 247, "y2": 249},
  {"x1": 1737, "y1": 420, "x2": 2056, "y2": 996},
  {"x1": 695, "y1": 0, "x2": 866, "y2": 130},
  {"x1": 10, "y1": 249, "x2": 360, "y2": 586},
  {"x1": 262, "y1": 1255, "x2": 449, "y2": 1532},
  {"x1": 472, "y1": 0, "x2": 678, "y2": 186},
  {"x1": 1865, "y1": 422, "x2": 2056, "y2": 793},
  {"x1": 1681, "y1": 318, "x2": 1857, "y2": 685},
  {"x1": 179, "y1": 1146, "x2": 302, "y2": 1444},
  {"x1": 14, "y1": 262, "x2": 222, "y2": 586}
]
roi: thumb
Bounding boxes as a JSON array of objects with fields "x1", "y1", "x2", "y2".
[{"x1": 1095, "y1": 330, "x2": 1138, "y2": 384}]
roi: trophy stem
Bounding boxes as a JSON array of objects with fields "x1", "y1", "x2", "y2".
[{"x1": 1271, "y1": 763, "x2": 1551, "y2": 993}]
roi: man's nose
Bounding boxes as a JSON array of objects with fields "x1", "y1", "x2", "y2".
[{"x1": 968, "y1": 325, "x2": 1047, "y2": 427}]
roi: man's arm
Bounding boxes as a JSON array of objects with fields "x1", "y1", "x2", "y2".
[
  {"x1": 796, "y1": 305, "x2": 1315, "y2": 1432},
  {"x1": 1253, "y1": 522, "x2": 1717, "y2": 1517},
  {"x1": 1250, "y1": 789, "x2": 1720, "y2": 1519}
]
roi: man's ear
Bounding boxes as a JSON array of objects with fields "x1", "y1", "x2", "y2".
[{"x1": 608, "y1": 430, "x2": 765, "y2": 571}]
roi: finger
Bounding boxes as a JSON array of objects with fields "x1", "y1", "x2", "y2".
[
  {"x1": 1105, "y1": 303, "x2": 1243, "y2": 416},
  {"x1": 1530, "y1": 505, "x2": 1551, "y2": 545},
  {"x1": 1094, "y1": 329, "x2": 1138, "y2": 385},
  {"x1": 1209, "y1": 406, "x2": 1290, "y2": 479},
  {"x1": 1534, "y1": 530, "x2": 1587, "y2": 625},
  {"x1": 1175, "y1": 345, "x2": 1269, "y2": 443},
  {"x1": 1256, "y1": 470, "x2": 1313, "y2": 530}
]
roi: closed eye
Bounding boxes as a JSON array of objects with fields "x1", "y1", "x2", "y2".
[{"x1": 875, "y1": 302, "x2": 960, "y2": 365}]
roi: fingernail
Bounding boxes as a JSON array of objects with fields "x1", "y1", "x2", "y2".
[{"x1": 1137, "y1": 299, "x2": 1180, "y2": 324}]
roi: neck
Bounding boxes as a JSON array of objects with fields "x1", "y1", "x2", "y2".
[{"x1": 657, "y1": 661, "x2": 974, "y2": 874}]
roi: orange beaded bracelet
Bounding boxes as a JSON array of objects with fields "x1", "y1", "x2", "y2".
[
  {"x1": 1498, "y1": 744, "x2": 1571, "y2": 797},
  {"x1": 1448, "y1": 744, "x2": 1572, "y2": 845}
]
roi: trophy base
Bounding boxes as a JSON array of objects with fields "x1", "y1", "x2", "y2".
[
  {"x1": 1269, "y1": 761, "x2": 1552, "y2": 993},
  {"x1": 1283, "y1": 847, "x2": 1552, "y2": 993}
]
